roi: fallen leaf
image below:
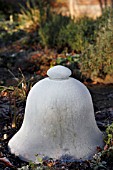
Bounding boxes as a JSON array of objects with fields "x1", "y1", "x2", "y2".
[
  {"x1": 104, "y1": 144, "x2": 108, "y2": 151},
  {"x1": 0, "y1": 157, "x2": 15, "y2": 168},
  {"x1": 47, "y1": 162, "x2": 54, "y2": 167},
  {"x1": 1, "y1": 91, "x2": 8, "y2": 97}
]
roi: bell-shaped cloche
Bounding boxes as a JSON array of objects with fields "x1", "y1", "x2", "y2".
[{"x1": 8, "y1": 65, "x2": 103, "y2": 162}]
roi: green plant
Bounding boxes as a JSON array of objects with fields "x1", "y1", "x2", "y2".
[
  {"x1": 17, "y1": 0, "x2": 56, "y2": 31},
  {"x1": 18, "y1": 155, "x2": 53, "y2": 170},
  {"x1": 18, "y1": 0, "x2": 40, "y2": 30},
  {"x1": 57, "y1": 17, "x2": 96, "y2": 52},
  {"x1": 80, "y1": 7, "x2": 113, "y2": 80},
  {"x1": 38, "y1": 15, "x2": 96, "y2": 52},
  {"x1": 104, "y1": 123, "x2": 113, "y2": 146},
  {"x1": 91, "y1": 156, "x2": 107, "y2": 170},
  {"x1": 0, "y1": 18, "x2": 26, "y2": 47},
  {"x1": 36, "y1": 0, "x2": 55, "y2": 22},
  {"x1": 38, "y1": 13, "x2": 70, "y2": 48},
  {"x1": 16, "y1": 1, "x2": 96, "y2": 52}
]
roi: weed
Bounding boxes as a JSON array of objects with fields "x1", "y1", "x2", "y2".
[{"x1": 0, "y1": 70, "x2": 35, "y2": 129}]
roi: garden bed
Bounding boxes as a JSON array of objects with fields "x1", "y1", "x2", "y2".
[{"x1": 0, "y1": 49, "x2": 113, "y2": 169}]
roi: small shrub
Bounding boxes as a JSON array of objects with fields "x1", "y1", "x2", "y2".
[
  {"x1": 38, "y1": 16, "x2": 96, "y2": 52},
  {"x1": 80, "y1": 7, "x2": 113, "y2": 80},
  {"x1": 57, "y1": 17, "x2": 96, "y2": 53},
  {"x1": 38, "y1": 13, "x2": 70, "y2": 48}
]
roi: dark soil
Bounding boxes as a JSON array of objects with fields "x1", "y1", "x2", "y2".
[{"x1": 0, "y1": 49, "x2": 113, "y2": 169}]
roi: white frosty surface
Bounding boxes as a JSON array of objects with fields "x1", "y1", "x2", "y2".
[
  {"x1": 47, "y1": 65, "x2": 72, "y2": 79},
  {"x1": 8, "y1": 65, "x2": 104, "y2": 162}
]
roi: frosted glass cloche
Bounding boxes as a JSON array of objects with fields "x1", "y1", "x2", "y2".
[{"x1": 8, "y1": 65, "x2": 103, "y2": 162}]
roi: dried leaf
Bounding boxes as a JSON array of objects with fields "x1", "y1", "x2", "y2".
[
  {"x1": 0, "y1": 157, "x2": 15, "y2": 168},
  {"x1": 47, "y1": 162, "x2": 54, "y2": 167},
  {"x1": 104, "y1": 144, "x2": 108, "y2": 151},
  {"x1": 1, "y1": 91, "x2": 8, "y2": 97}
]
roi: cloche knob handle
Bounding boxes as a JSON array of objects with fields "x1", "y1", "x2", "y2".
[{"x1": 47, "y1": 65, "x2": 72, "y2": 80}]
